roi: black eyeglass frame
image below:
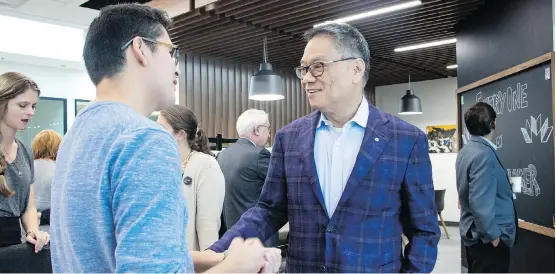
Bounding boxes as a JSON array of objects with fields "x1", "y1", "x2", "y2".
[{"x1": 294, "y1": 57, "x2": 358, "y2": 79}]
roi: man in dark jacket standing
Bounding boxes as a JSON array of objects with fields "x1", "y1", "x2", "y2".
[{"x1": 217, "y1": 109, "x2": 278, "y2": 247}]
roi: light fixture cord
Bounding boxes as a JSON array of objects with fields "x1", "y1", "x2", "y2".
[
  {"x1": 263, "y1": 37, "x2": 268, "y2": 63},
  {"x1": 408, "y1": 73, "x2": 411, "y2": 90}
]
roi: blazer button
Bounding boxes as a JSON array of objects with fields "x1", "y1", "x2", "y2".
[
  {"x1": 326, "y1": 226, "x2": 336, "y2": 233},
  {"x1": 320, "y1": 265, "x2": 327, "y2": 272}
]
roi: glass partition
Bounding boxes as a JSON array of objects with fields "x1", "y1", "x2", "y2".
[
  {"x1": 75, "y1": 99, "x2": 90, "y2": 116},
  {"x1": 16, "y1": 97, "x2": 67, "y2": 148}
]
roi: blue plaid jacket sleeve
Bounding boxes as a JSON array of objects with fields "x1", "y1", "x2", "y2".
[
  {"x1": 401, "y1": 131, "x2": 441, "y2": 273},
  {"x1": 208, "y1": 132, "x2": 288, "y2": 252}
]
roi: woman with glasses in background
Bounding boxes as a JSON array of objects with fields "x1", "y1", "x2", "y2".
[{"x1": 0, "y1": 72, "x2": 49, "y2": 252}]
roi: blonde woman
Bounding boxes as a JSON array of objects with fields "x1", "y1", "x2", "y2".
[{"x1": 0, "y1": 72, "x2": 49, "y2": 251}]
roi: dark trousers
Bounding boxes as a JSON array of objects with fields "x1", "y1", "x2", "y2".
[
  {"x1": 465, "y1": 241, "x2": 511, "y2": 273},
  {"x1": 0, "y1": 217, "x2": 22, "y2": 248}
]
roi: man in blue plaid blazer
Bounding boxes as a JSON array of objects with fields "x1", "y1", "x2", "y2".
[{"x1": 209, "y1": 23, "x2": 440, "y2": 273}]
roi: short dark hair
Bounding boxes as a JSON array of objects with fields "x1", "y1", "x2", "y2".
[
  {"x1": 83, "y1": 4, "x2": 172, "y2": 85},
  {"x1": 303, "y1": 23, "x2": 371, "y2": 85},
  {"x1": 464, "y1": 102, "x2": 496, "y2": 136}
]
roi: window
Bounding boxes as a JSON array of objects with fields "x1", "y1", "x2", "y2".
[
  {"x1": 16, "y1": 97, "x2": 67, "y2": 148},
  {"x1": 75, "y1": 99, "x2": 90, "y2": 116}
]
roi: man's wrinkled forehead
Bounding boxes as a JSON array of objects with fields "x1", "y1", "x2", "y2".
[{"x1": 300, "y1": 35, "x2": 339, "y2": 65}]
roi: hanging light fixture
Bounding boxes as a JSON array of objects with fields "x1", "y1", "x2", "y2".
[
  {"x1": 399, "y1": 74, "x2": 422, "y2": 115},
  {"x1": 248, "y1": 37, "x2": 284, "y2": 101}
]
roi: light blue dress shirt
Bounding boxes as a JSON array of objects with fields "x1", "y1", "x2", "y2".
[{"x1": 314, "y1": 97, "x2": 369, "y2": 217}]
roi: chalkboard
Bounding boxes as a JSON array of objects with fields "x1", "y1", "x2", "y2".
[{"x1": 457, "y1": 53, "x2": 555, "y2": 235}]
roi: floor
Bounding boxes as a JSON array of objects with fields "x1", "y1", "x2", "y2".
[{"x1": 433, "y1": 226, "x2": 462, "y2": 273}]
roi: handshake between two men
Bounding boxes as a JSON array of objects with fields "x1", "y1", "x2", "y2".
[{"x1": 197, "y1": 237, "x2": 282, "y2": 273}]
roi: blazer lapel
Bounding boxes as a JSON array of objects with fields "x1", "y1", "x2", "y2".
[
  {"x1": 298, "y1": 111, "x2": 327, "y2": 213},
  {"x1": 335, "y1": 104, "x2": 392, "y2": 212}
]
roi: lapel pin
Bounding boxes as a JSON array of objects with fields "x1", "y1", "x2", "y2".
[
  {"x1": 184, "y1": 176, "x2": 193, "y2": 185},
  {"x1": 374, "y1": 137, "x2": 379, "y2": 142}
]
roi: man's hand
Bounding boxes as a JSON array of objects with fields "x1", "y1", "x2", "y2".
[
  {"x1": 259, "y1": 248, "x2": 282, "y2": 273},
  {"x1": 491, "y1": 238, "x2": 500, "y2": 247},
  {"x1": 218, "y1": 237, "x2": 281, "y2": 273}
]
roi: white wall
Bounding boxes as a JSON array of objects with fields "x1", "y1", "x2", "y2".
[
  {"x1": 1, "y1": 57, "x2": 181, "y2": 132},
  {"x1": 375, "y1": 77, "x2": 460, "y2": 222},
  {"x1": 0, "y1": 59, "x2": 95, "y2": 128}
]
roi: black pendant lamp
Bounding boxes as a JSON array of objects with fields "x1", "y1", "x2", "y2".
[
  {"x1": 248, "y1": 37, "x2": 284, "y2": 101},
  {"x1": 399, "y1": 74, "x2": 422, "y2": 115}
]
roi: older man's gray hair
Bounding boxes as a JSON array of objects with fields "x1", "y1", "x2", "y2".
[
  {"x1": 303, "y1": 23, "x2": 370, "y2": 85},
  {"x1": 236, "y1": 109, "x2": 269, "y2": 137}
]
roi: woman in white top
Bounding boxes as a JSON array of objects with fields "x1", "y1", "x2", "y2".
[
  {"x1": 157, "y1": 105, "x2": 225, "y2": 251},
  {"x1": 31, "y1": 129, "x2": 61, "y2": 225}
]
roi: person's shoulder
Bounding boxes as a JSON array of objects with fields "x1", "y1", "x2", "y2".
[
  {"x1": 273, "y1": 111, "x2": 320, "y2": 148},
  {"x1": 78, "y1": 102, "x2": 165, "y2": 132},
  {"x1": 115, "y1": 125, "x2": 176, "y2": 153},
  {"x1": 193, "y1": 152, "x2": 224, "y2": 181},
  {"x1": 278, "y1": 110, "x2": 318, "y2": 135},
  {"x1": 458, "y1": 142, "x2": 492, "y2": 162},
  {"x1": 16, "y1": 139, "x2": 34, "y2": 164},
  {"x1": 258, "y1": 146, "x2": 271, "y2": 157},
  {"x1": 194, "y1": 152, "x2": 219, "y2": 168}
]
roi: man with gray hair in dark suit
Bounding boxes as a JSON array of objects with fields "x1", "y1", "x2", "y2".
[
  {"x1": 217, "y1": 109, "x2": 279, "y2": 247},
  {"x1": 456, "y1": 102, "x2": 518, "y2": 273}
]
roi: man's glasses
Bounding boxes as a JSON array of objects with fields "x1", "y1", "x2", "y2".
[
  {"x1": 258, "y1": 124, "x2": 271, "y2": 132},
  {"x1": 120, "y1": 37, "x2": 180, "y2": 65},
  {"x1": 294, "y1": 57, "x2": 357, "y2": 80}
]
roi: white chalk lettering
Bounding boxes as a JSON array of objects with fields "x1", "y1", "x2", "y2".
[
  {"x1": 507, "y1": 164, "x2": 540, "y2": 197},
  {"x1": 475, "y1": 83, "x2": 528, "y2": 116}
]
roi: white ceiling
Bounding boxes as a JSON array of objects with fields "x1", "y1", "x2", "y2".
[
  {"x1": 0, "y1": 0, "x2": 98, "y2": 29},
  {"x1": 0, "y1": 0, "x2": 198, "y2": 71},
  {"x1": 0, "y1": 51, "x2": 86, "y2": 71}
]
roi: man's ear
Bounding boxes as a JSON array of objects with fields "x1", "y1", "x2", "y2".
[
  {"x1": 352, "y1": 59, "x2": 365, "y2": 84},
  {"x1": 131, "y1": 37, "x2": 148, "y2": 67}
]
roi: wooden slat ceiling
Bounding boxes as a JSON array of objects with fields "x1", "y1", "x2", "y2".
[{"x1": 169, "y1": 0, "x2": 484, "y2": 86}]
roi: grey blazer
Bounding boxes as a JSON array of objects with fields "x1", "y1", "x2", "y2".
[
  {"x1": 456, "y1": 135, "x2": 517, "y2": 248},
  {"x1": 217, "y1": 138, "x2": 279, "y2": 247}
]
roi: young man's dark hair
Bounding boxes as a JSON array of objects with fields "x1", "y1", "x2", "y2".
[
  {"x1": 464, "y1": 102, "x2": 497, "y2": 136},
  {"x1": 83, "y1": 3, "x2": 172, "y2": 85}
]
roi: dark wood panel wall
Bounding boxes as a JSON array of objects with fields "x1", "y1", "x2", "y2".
[{"x1": 177, "y1": 53, "x2": 312, "y2": 142}]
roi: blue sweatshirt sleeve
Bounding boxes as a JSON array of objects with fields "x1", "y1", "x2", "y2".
[{"x1": 109, "y1": 128, "x2": 193, "y2": 273}]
